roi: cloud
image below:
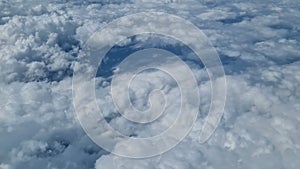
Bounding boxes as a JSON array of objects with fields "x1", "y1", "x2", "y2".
[{"x1": 0, "y1": 0, "x2": 299, "y2": 168}]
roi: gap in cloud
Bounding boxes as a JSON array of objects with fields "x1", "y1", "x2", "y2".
[{"x1": 96, "y1": 33, "x2": 205, "y2": 80}]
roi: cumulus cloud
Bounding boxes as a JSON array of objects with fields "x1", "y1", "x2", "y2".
[{"x1": 0, "y1": 0, "x2": 300, "y2": 169}]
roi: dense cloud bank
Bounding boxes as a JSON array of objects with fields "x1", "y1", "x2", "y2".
[{"x1": 0, "y1": 0, "x2": 299, "y2": 169}]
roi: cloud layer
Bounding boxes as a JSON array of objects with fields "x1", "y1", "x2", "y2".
[{"x1": 0, "y1": 0, "x2": 299, "y2": 169}]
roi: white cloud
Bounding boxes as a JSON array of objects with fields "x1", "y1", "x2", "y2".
[{"x1": 0, "y1": 0, "x2": 299, "y2": 168}]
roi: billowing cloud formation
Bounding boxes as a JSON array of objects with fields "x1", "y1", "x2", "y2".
[{"x1": 0, "y1": 0, "x2": 299, "y2": 169}]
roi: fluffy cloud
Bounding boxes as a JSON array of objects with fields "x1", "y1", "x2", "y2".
[{"x1": 0, "y1": 0, "x2": 299, "y2": 169}]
